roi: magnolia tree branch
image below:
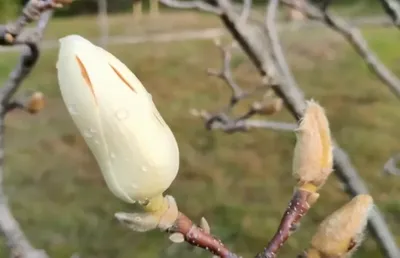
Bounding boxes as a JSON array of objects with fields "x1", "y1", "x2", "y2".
[
  {"x1": 166, "y1": 213, "x2": 240, "y2": 258},
  {"x1": 0, "y1": 1, "x2": 70, "y2": 257},
  {"x1": 115, "y1": 196, "x2": 241, "y2": 258},
  {"x1": 378, "y1": 0, "x2": 400, "y2": 28},
  {"x1": 280, "y1": 0, "x2": 400, "y2": 99},
  {"x1": 159, "y1": 0, "x2": 400, "y2": 257},
  {"x1": 191, "y1": 40, "x2": 293, "y2": 133}
]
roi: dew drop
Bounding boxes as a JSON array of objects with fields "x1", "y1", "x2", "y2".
[
  {"x1": 83, "y1": 130, "x2": 92, "y2": 138},
  {"x1": 90, "y1": 128, "x2": 96, "y2": 133},
  {"x1": 110, "y1": 152, "x2": 116, "y2": 159},
  {"x1": 68, "y1": 104, "x2": 78, "y2": 115},
  {"x1": 115, "y1": 109, "x2": 129, "y2": 120},
  {"x1": 141, "y1": 166, "x2": 148, "y2": 172},
  {"x1": 134, "y1": 216, "x2": 141, "y2": 222},
  {"x1": 138, "y1": 199, "x2": 149, "y2": 206},
  {"x1": 148, "y1": 93, "x2": 153, "y2": 100},
  {"x1": 94, "y1": 140, "x2": 100, "y2": 145}
]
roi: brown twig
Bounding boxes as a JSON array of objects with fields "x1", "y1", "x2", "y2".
[
  {"x1": 255, "y1": 189, "x2": 314, "y2": 258},
  {"x1": 194, "y1": 40, "x2": 292, "y2": 133},
  {"x1": 167, "y1": 213, "x2": 240, "y2": 258}
]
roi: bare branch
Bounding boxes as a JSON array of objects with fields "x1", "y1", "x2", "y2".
[
  {"x1": 255, "y1": 189, "x2": 315, "y2": 258},
  {"x1": 191, "y1": 108, "x2": 296, "y2": 132},
  {"x1": 252, "y1": 1, "x2": 315, "y2": 257},
  {"x1": 166, "y1": 213, "x2": 240, "y2": 258},
  {"x1": 238, "y1": 0, "x2": 252, "y2": 25},
  {"x1": 159, "y1": 0, "x2": 222, "y2": 14},
  {"x1": 280, "y1": 0, "x2": 400, "y2": 100},
  {"x1": 116, "y1": 196, "x2": 240, "y2": 258},
  {"x1": 0, "y1": 4, "x2": 55, "y2": 105},
  {"x1": 383, "y1": 153, "x2": 400, "y2": 176},
  {"x1": 379, "y1": 0, "x2": 400, "y2": 28},
  {"x1": 207, "y1": 40, "x2": 244, "y2": 104},
  {"x1": 0, "y1": 1, "x2": 70, "y2": 257}
]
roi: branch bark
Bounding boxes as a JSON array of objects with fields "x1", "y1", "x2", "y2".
[
  {"x1": 167, "y1": 213, "x2": 240, "y2": 258},
  {"x1": 378, "y1": 0, "x2": 400, "y2": 28}
]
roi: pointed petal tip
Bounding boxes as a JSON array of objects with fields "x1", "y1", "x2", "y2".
[{"x1": 58, "y1": 34, "x2": 95, "y2": 53}]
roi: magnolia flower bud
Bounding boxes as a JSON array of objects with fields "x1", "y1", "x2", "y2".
[
  {"x1": 308, "y1": 194, "x2": 373, "y2": 258},
  {"x1": 292, "y1": 100, "x2": 333, "y2": 190},
  {"x1": 56, "y1": 35, "x2": 180, "y2": 205}
]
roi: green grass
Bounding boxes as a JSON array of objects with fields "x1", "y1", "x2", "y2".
[{"x1": 0, "y1": 13, "x2": 399, "y2": 258}]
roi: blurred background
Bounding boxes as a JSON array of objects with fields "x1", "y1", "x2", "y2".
[{"x1": 0, "y1": 0, "x2": 399, "y2": 257}]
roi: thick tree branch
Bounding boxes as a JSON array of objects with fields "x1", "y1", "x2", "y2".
[
  {"x1": 160, "y1": 0, "x2": 400, "y2": 257},
  {"x1": 378, "y1": 0, "x2": 400, "y2": 28}
]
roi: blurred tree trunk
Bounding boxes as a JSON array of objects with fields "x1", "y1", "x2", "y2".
[
  {"x1": 97, "y1": 0, "x2": 109, "y2": 47},
  {"x1": 133, "y1": 0, "x2": 143, "y2": 20},
  {"x1": 150, "y1": 0, "x2": 159, "y2": 17}
]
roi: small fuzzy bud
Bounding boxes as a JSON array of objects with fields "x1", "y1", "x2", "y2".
[
  {"x1": 253, "y1": 97, "x2": 283, "y2": 115},
  {"x1": 4, "y1": 33, "x2": 14, "y2": 44},
  {"x1": 308, "y1": 194, "x2": 373, "y2": 258},
  {"x1": 26, "y1": 92, "x2": 45, "y2": 114},
  {"x1": 292, "y1": 100, "x2": 333, "y2": 190}
]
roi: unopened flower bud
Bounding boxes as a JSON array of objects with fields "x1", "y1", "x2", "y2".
[
  {"x1": 292, "y1": 100, "x2": 333, "y2": 190},
  {"x1": 56, "y1": 35, "x2": 180, "y2": 207},
  {"x1": 308, "y1": 194, "x2": 373, "y2": 258}
]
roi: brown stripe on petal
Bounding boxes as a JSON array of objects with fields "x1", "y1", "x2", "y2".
[
  {"x1": 109, "y1": 64, "x2": 136, "y2": 93},
  {"x1": 75, "y1": 56, "x2": 97, "y2": 104}
]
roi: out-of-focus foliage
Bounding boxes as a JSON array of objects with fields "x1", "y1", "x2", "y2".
[
  {"x1": 0, "y1": 0, "x2": 18, "y2": 22},
  {"x1": 2, "y1": 0, "x2": 383, "y2": 17}
]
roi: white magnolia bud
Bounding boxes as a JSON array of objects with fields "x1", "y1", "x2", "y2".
[{"x1": 56, "y1": 35, "x2": 180, "y2": 204}]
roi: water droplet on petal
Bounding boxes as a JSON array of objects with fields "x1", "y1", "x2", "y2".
[
  {"x1": 90, "y1": 128, "x2": 96, "y2": 133},
  {"x1": 68, "y1": 104, "x2": 78, "y2": 115},
  {"x1": 138, "y1": 199, "x2": 149, "y2": 206},
  {"x1": 141, "y1": 166, "x2": 148, "y2": 172},
  {"x1": 95, "y1": 140, "x2": 100, "y2": 145},
  {"x1": 148, "y1": 93, "x2": 153, "y2": 100},
  {"x1": 116, "y1": 109, "x2": 129, "y2": 120},
  {"x1": 110, "y1": 152, "x2": 116, "y2": 159},
  {"x1": 134, "y1": 216, "x2": 141, "y2": 222},
  {"x1": 83, "y1": 130, "x2": 92, "y2": 138}
]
